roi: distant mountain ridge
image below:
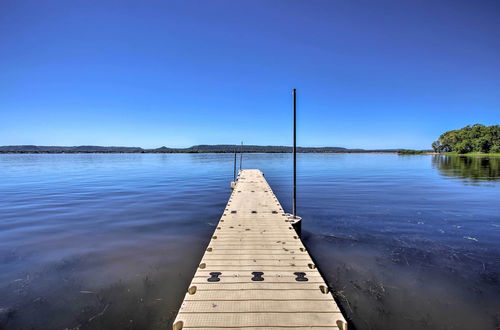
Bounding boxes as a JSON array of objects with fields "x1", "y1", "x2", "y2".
[
  {"x1": 0, "y1": 145, "x2": 401, "y2": 153},
  {"x1": 0, "y1": 145, "x2": 144, "y2": 153}
]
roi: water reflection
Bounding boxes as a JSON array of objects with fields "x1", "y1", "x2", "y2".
[
  {"x1": 0, "y1": 154, "x2": 499, "y2": 330},
  {"x1": 433, "y1": 155, "x2": 500, "y2": 182}
]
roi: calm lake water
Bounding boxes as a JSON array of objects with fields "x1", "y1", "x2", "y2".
[{"x1": 1, "y1": 153, "x2": 499, "y2": 330}]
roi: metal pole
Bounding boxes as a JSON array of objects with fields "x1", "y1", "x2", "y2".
[
  {"x1": 240, "y1": 141, "x2": 243, "y2": 171},
  {"x1": 293, "y1": 88, "x2": 297, "y2": 218},
  {"x1": 233, "y1": 148, "x2": 237, "y2": 181}
]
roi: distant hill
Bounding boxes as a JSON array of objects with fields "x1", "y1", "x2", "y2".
[
  {"x1": 0, "y1": 144, "x2": 401, "y2": 154},
  {"x1": 0, "y1": 145, "x2": 143, "y2": 153}
]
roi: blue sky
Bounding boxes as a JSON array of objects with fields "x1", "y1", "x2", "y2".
[{"x1": 1, "y1": 0, "x2": 499, "y2": 149}]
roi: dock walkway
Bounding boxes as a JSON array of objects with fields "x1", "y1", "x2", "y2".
[{"x1": 173, "y1": 169, "x2": 347, "y2": 329}]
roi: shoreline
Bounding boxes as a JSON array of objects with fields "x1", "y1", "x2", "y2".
[
  {"x1": 0, "y1": 151, "x2": 401, "y2": 154},
  {"x1": 444, "y1": 152, "x2": 500, "y2": 156},
  {"x1": 1, "y1": 151, "x2": 498, "y2": 156}
]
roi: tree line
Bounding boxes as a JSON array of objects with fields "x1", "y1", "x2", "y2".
[
  {"x1": 0, "y1": 145, "x2": 400, "y2": 154},
  {"x1": 432, "y1": 124, "x2": 500, "y2": 154}
]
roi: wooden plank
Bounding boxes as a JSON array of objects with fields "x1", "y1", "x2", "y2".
[
  {"x1": 192, "y1": 277, "x2": 325, "y2": 284},
  {"x1": 209, "y1": 242, "x2": 301, "y2": 246},
  {"x1": 181, "y1": 289, "x2": 333, "y2": 301},
  {"x1": 202, "y1": 255, "x2": 311, "y2": 260},
  {"x1": 175, "y1": 312, "x2": 343, "y2": 328},
  {"x1": 187, "y1": 283, "x2": 328, "y2": 290},
  {"x1": 197, "y1": 260, "x2": 311, "y2": 266},
  {"x1": 193, "y1": 271, "x2": 323, "y2": 278},
  {"x1": 198, "y1": 266, "x2": 315, "y2": 271},
  {"x1": 172, "y1": 169, "x2": 347, "y2": 330},
  {"x1": 184, "y1": 328, "x2": 339, "y2": 330},
  {"x1": 204, "y1": 250, "x2": 308, "y2": 254},
  {"x1": 177, "y1": 300, "x2": 340, "y2": 313}
]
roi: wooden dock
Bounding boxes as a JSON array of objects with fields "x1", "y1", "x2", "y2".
[{"x1": 173, "y1": 169, "x2": 347, "y2": 329}]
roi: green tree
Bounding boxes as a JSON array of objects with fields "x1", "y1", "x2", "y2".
[
  {"x1": 454, "y1": 141, "x2": 472, "y2": 153},
  {"x1": 432, "y1": 124, "x2": 499, "y2": 154},
  {"x1": 472, "y1": 137, "x2": 491, "y2": 153}
]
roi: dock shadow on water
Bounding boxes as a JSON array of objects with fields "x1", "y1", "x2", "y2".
[{"x1": 1, "y1": 153, "x2": 499, "y2": 329}]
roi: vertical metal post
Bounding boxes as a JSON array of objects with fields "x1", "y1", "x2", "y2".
[
  {"x1": 233, "y1": 148, "x2": 237, "y2": 181},
  {"x1": 293, "y1": 88, "x2": 297, "y2": 218},
  {"x1": 239, "y1": 141, "x2": 243, "y2": 171}
]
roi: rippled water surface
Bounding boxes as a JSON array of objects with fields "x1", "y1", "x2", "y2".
[{"x1": 1, "y1": 153, "x2": 499, "y2": 329}]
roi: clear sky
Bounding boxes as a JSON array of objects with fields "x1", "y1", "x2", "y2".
[{"x1": 1, "y1": 0, "x2": 499, "y2": 149}]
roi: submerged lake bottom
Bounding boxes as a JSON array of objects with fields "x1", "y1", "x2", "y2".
[{"x1": 0, "y1": 153, "x2": 499, "y2": 330}]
